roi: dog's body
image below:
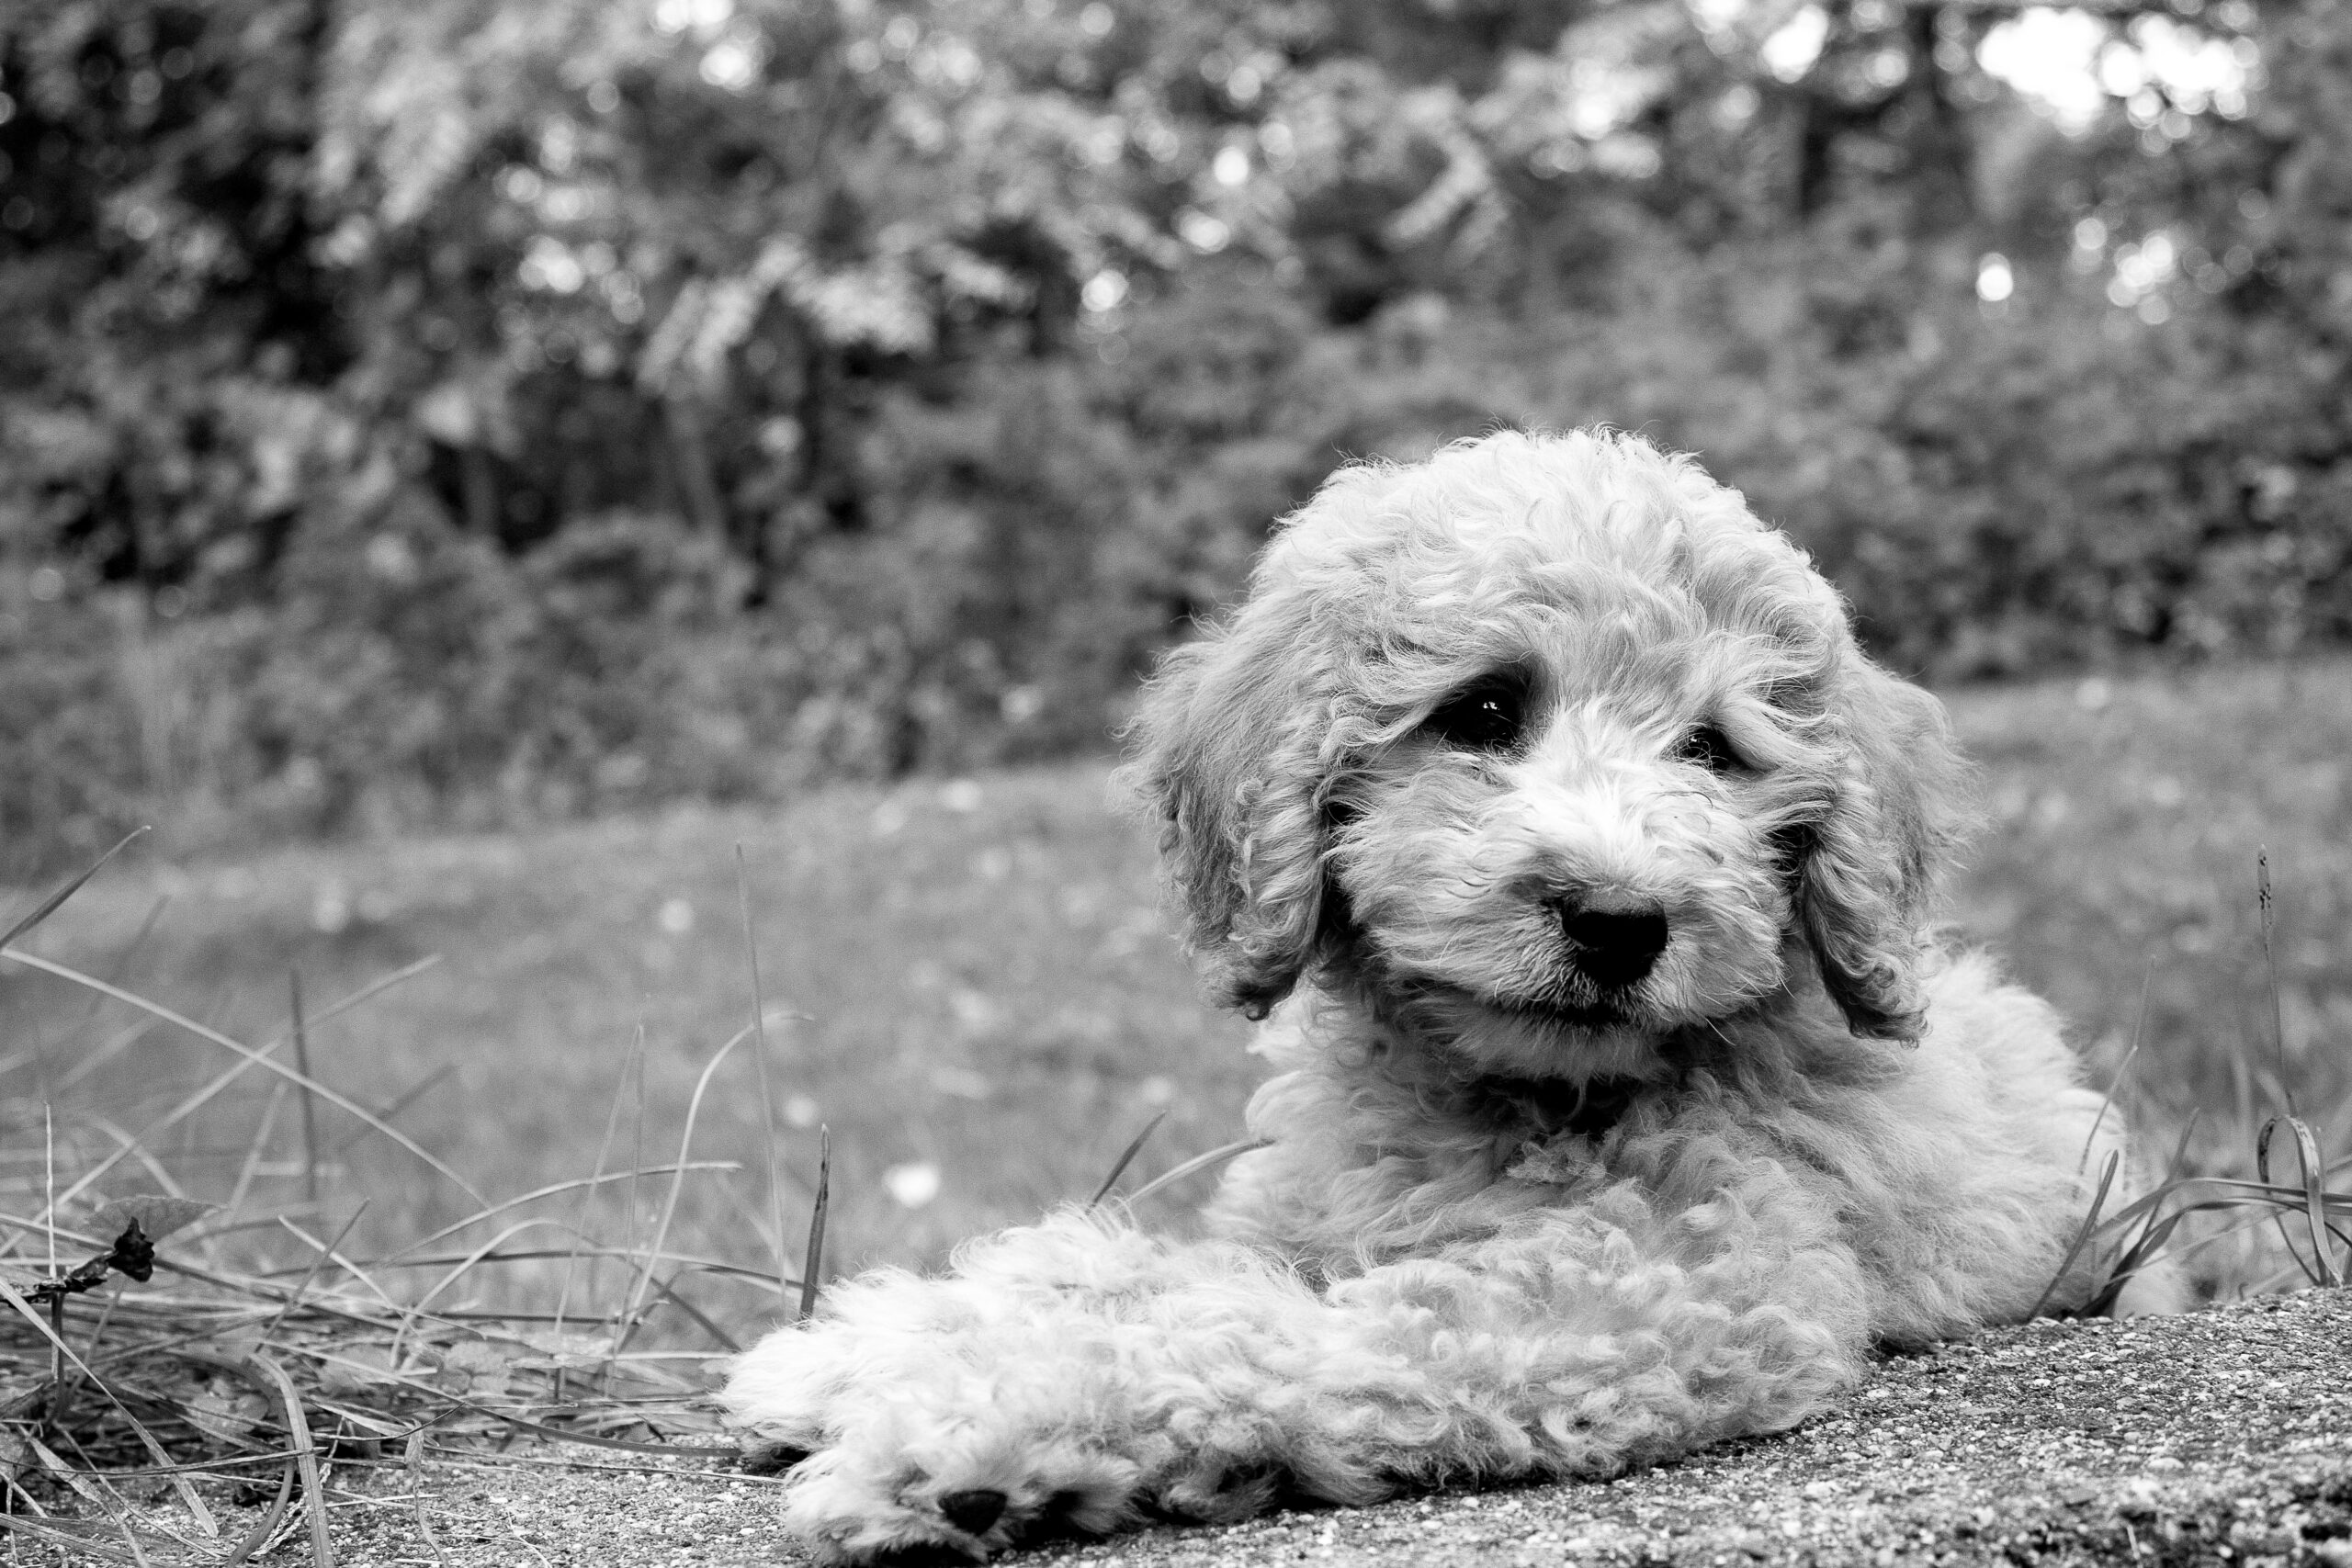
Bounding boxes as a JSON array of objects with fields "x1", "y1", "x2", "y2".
[{"x1": 723, "y1": 430, "x2": 2164, "y2": 1562}]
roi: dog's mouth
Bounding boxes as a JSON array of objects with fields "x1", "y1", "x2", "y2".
[
  {"x1": 1388, "y1": 978, "x2": 1689, "y2": 1089},
  {"x1": 1408, "y1": 976, "x2": 1646, "y2": 1034},
  {"x1": 1498, "y1": 989, "x2": 1632, "y2": 1029}
]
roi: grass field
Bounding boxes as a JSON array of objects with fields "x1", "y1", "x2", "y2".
[{"x1": 1, "y1": 658, "x2": 2346, "y2": 1341}]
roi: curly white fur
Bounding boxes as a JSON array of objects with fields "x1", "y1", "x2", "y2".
[{"x1": 721, "y1": 429, "x2": 2175, "y2": 1562}]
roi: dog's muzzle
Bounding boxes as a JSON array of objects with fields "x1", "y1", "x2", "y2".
[{"x1": 1554, "y1": 898, "x2": 1669, "y2": 990}]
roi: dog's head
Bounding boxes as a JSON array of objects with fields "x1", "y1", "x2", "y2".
[{"x1": 1125, "y1": 429, "x2": 1971, "y2": 1081}]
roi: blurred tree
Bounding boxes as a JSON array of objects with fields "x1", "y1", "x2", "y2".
[
  {"x1": 0, "y1": 0, "x2": 346, "y2": 599},
  {"x1": 1, "y1": 0, "x2": 2347, "y2": 872}
]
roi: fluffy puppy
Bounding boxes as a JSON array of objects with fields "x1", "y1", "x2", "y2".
[{"x1": 722, "y1": 428, "x2": 2165, "y2": 1563}]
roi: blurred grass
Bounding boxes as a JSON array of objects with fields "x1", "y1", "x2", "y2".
[
  {"x1": 0, "y1": 659, "x2": 2343, "y2": 1335},
  {"x1": 1954, "y1": 660, "x2": 2352, "y2": 1194},
  {"x1": 0, "y1": 765, "x2": 1252, "y2": 1332}
]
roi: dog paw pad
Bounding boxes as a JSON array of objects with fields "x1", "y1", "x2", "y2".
[{"x1": 937, "y1": 1489, "x2": 1008, "y2": 1535}]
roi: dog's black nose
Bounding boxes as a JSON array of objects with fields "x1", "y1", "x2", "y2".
[
  {"x1": 939, "y1": 1489, "x2": 1009, "y2": 1536},
  {"x1": 1559, "y1": 903, "x2": 1669, "y2": 988}
]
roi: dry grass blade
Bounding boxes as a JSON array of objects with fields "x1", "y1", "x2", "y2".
[
  {"x1": 2258, "y1": 847, "x2": 2294, "y2": 1113},
  {"x1": 77, "y1": 1327, "x2": 221, "y2": 1544},
  {"x1": 2258, "y1": 1113, "x2": 2345, "y2": 1287},
  {"x1": 0, "y1": 949, "x2": 481, "y2": 1207},
  {"x1": 227, "y1": 1079, "x2": 293, "y2": 1224},
  {"x1": 26, "y1": 1435, "x2": 111, "y2": 1514},
  {"x1": 2077, "y1": 1165, "x2": 2352, "y2": 1312},
  {"x1": 405, "y1": 1429, "x2": 446, "y2": 1567},
  {"x1": 76, "y1": 892, "x2": 172, "y2": 1028},
  {"x1": 2029, "y1": 1148, "x2": 2120, "y2": 1321},
  {"x1": 33, "y1": 890, "x2": 174, "y2": 1089},
  {"x1": 737, "y1": 846, "x2": 794, "y2": 1316},
  {"x1": 2086, "y1": 1173, "x2": 2350, "y2": 1235},
  {"x1": 329, "y1": 1063, "x2": 457, "y2": 1157},
  {"x1": 623, "y1": 1023, "x2": 756, "y2": 1337},
  {"x1": 375, "y1": 1163, "x2": 739, "y2": 1269},
  {"x1": 317, "y1": 1243, "x2": 792, "y2": 1287},
  {"x1": 22, "y1": 1438, "x2": 156, "y2": 1566},
  {"x1": 2124, "y1": 1207, "x2": 2297, "y2": 1280},
  {"x1": 0, "y1": 827, "x2": 147, "y2": 954},
  {"x1": 277, "y1": 1215, "x2": 403, "y2": 1320},
  {"x1": 49, "y1": 1013, "x2": 162, "y2": 1093},
  {"x1": 556, "y1": 1030, "x2": 643, "y2": 1355},
  {"x1": 799, "y1": 1125, "x2": 831, "y2": 1323},
  {"x1": 43, "y1": 1100, "x2": 57, "y2": 1280},
  {"x1": 0, "y1": 1513, "x2": 140, "y2": 1563},
  {"x1": 2078, "y1": 959, "x2": 2151, "y2": 1175},
  {"x1": 265, "y1": 1203, "x2": 370, "y2": 1338},
  {"x1": 1088, "y1": 1110, "x2": 1169, "y2": 1210},
  {"x1": 29, "y1": 953, "x2": 443, "y2": 1213},
  {"x1": 289, "y1": 971, "x2": 322, "y2": 1209},
  {"x1": 2083, "y1": 1108, "x2": 2202, "y2": 1314},
  {"x1": 242, "y1": 1352, "x2": 335, "y2": 1568},
  {"x1": 0, "y1": 1269, "x2": 220, "y2": 1547},
  {"x1": 83, "y1": 1113, "x2": 189, "y2": 1204},
  {"x1": 645, "y1": 1270, "x2": 741, "y2": 1352},
  {"x1": 1123, "y1": 1137, "x2": 1272, "y2": 1207},
  {"x1": 407, "y1": 1219, "x2": 590, "y2": 1322},
  {"x1": 289, "y1": 1365, "x2": 716, "y2": 1456},
  {"x1": 114, "y1": 1515, "x2": 157, "y2": 1568}
]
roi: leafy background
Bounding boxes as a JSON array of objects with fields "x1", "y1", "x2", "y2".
[{"x1": 5, "y1": 0, "x2": 2351, "y2": 878}]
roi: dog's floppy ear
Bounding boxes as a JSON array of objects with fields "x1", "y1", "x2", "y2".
[
  {"x1": 1793, "y1": 655, "x2": 1973, "y2": 1042},
  {"x1": 1121, "y1": 586, "x2": 1340, "y2": 1019}
]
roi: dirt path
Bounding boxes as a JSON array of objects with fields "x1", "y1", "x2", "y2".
[{"x1": 304, "y1": 1289, "x2": 2346, "y2": 1567}]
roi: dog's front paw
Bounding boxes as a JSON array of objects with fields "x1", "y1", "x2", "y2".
[
  {"x1": 780, "y1": 1447, "x2": 995, "y2": 1563},
  {"x1": 778, "y1": 1412, "x2": 1147, "y2": 1562},
  {"x1": 718, "y1": 1322, "x2": 842, "y2": 1468}
]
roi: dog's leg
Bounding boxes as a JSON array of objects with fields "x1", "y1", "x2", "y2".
[{"x1": 725, "y1": 1180, "x2": 1871, "y2": 1562}]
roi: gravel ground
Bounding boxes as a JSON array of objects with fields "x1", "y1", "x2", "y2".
[{"x1": 222, "y1": 1288, "x2": 2352, "y2": 1568}]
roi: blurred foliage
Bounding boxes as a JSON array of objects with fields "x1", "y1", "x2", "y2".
[{"x1": 4, "y1": 0, "x2": 2351, "y2": 872}]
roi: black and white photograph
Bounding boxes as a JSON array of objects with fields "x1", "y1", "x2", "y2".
[{"x1": 0, "y1": 1, "x2": 2344, "y2": 1562}]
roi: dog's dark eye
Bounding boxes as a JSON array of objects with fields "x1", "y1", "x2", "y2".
[
  {"x1": 1423, "y1": 680, "x2": 1527, "y2": 751},
  {"x1": 1675, "y1": 725, "x2": 1742, "y2": 773}
]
